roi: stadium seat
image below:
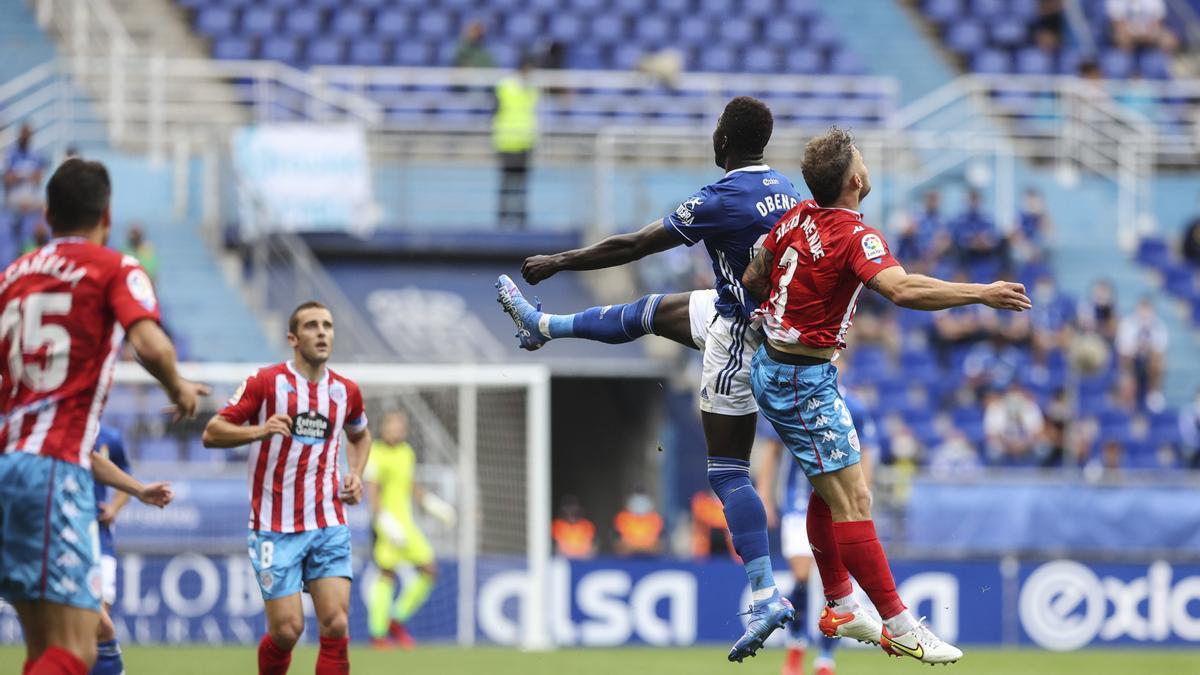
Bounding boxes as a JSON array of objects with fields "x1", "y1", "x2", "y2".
[
  {"x1": 611, "y1": 44, "x2": 644, "y2": 70},
  {"x1": 635, "y1": 16, "x2": 670, "y2": 43},
  {"x1": 503, "y1": 14, "x2": 542, "y2": 42},
  {"x1": 764, "y1": 19, "x2": 802, "y2": 45},
  {"x1": 416, "y1": 11, "x2": 455, "y2": 40},
  {"x1": 528, "y1": 0, "x2": 559, "y2": 11},
  {"x1": 677, "y1": 16, "x2": 713, "y2": 47},
  {"x1": 723, "y1": 18, "x2": 756, "y2": 43},
  {"x1": 806, "y1": 17, "x2": 842, "y2": 49},
  {"x1": 1015, "y1": 47, "x2": 1054, "y2": 75},
  {"x1": 566, "y1": 0, "x2": 604, "y2": 12},
  {"x1": 348, "y1": 39, "x2": 388, "y2": 66},
  {"x1": 590, "y1": 15, "x2": 625, "y2": 44},
  {"x1": 923, "y1": 0, "x2": 962, "y2": 25},
  {"x1": 613, "y1": 0, "x2": 645, "y2": 14},
  {"x1": 375, "y1": 9, "x2": 409, "y2": 38},
  {"x1": 743, "y1": 0, "x2": 778, "y2": 17},
  {"x1": 239, "y1": 7, "x2": 278, "y2": 36},
  {"x1": 213, "y1": 36, "x2": 254, "y2": 60},
  {"x1": 990, "y1": 18, "x2": 1027, "y2": 48},
  {"x1": 305, "y1": 36, "x2": 345, "y2": 66},
  {"x1": 1137, "y1": 237, "x2": 1171, "y2": 269},
  {"x1": 945, "y1": 21, "x2": 986, "y2": 55},
  {"x1": 392, "y1": 41, "x2": 432, "y2": 66},
  {"x1": 195, "y1": 6, "x2": 235, "y2": 35},
  {"x1": 1163, "y1": 265, "x2": 1197, "y2": 298},
  {"x1": 260, "y1": 36, "x2": 300, "y2": 63},
  {"x1": 698, "y1": 0, "x2": 735, "y2": 15},
  {"x1": 549, "y1": 14, "x2": 585, "y2": 42},
  {"x1": 1139, "y1": 50, "x2": 1172, "y2": 79},
  {"x1": 699, "y1": 46, "x2": 737, "y2": 72},
  {"x1": 330, "y1": 8, "x2": 368, "y2": 36},
  {"x1": 784, "y1": 47, "x2": 822, "y2": 74},
  {"x1": 968, "y1": 0, "x2": 1005, "y2": 19},
  {"x1": 972, "y1": 49, "x2": 1011, "y2": 74},
  {"x1": 1100, "y1": 49, "x2": 1133, "y2": 79},
  {"x1": 829, "y1": 49, "x2": 867, "y2": 75},
  {"x1": 282, "y1": 7, "x2": 321, "y2": 37},
  {"x1": 742, "y1": 47, "x2": 781, "y2": 74}
]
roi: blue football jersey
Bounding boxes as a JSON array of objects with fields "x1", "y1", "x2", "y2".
[
  {"x1": 765, "y1": 391, "x2": 878, "y2": 515},
  {"x1": 663, "y1": 165, "x2": 801, "y2": 319},
  {"x1": 93, "y1": 425, "x2": 129, "y2": 555}
]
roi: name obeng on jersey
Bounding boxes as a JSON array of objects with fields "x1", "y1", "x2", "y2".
[{"x1": 292, "y1": 411, "x2": 331, "y2": 445}]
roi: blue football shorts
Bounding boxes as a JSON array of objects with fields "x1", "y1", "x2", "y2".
[
  {"x1": 0, "y1": 453, "x2": 102, "y2": 611},
  {"x1": 248, "y1": 525, "x2": 353, "y2": 600},
  {"x1": 751, "y1": 346, "x2": 862, "y2": 477}
]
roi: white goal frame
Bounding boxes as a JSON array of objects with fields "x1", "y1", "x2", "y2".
[{"x1": 112, "y1": 361, "x2": 554, "y2": 650}]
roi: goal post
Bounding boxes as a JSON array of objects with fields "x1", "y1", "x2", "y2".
[{"x1": 108, "y1": 361, "x2": 554, "y2": 650}]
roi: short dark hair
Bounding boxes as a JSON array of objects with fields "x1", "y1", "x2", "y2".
[
  {"x1": 721, "y1": 96, "x2": 773, "y2": 156},
  {"x1": 288, "y1": 301, "x2": 330, "y2": 334},
  {"x1": 45, "y1": 158, "x2": 111, "y2": 235},
  {"x1": 801, "y1": 127, "x2": 855, "y2": 207}
]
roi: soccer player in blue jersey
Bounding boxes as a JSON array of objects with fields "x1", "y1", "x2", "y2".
[
  {"x1": 90, "y1": 425, "x2": 129, "y2": 675},
  {"x1": 497, "y1": 96, "x2": 799, "y2": 661},
  {"x1": 756, "y1": 389, "x2": 877, "y2": 675}
]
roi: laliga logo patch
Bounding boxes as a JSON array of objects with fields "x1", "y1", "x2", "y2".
[
  {"x1": 861, "y1": 234, "x2": 886, "y2": 261},
  {"x1": 126, "y1": 268, "x2": 158, "y2": 311},
  {"x1": 292, "y1": 410, "x2": 331, "y2": 445},
  {"x1": 228, "y1": 379, "x2": 248, "y2": 406}
]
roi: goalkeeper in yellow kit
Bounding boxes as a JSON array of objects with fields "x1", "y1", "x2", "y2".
[{"x1": 365, "y1": 410, "x2": 456, "y2": 649}]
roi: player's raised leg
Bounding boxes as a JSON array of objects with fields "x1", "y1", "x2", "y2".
[
  {"x1": 310, "y1": 577, "x2": 352, "y2": 675},
  {"x1": 497, "y1": 275, "x2": 700, "y2": 351}
]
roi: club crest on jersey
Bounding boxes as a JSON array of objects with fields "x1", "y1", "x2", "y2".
[
  {"x1": 292, "y1": 410, "x2": 331, "y2": 445},
  {"x1": 861, "y1": 234, "x2": 886, "y2": 261},
  {"x1": 260, "y1": 571, "x2": 274, "y2": 591},
  {"x1": 848, "y1": 428, "x2": 861, "y2": 452},
  {"x1": 126, "y1": 268, "x2": 158, "y2": 311},
  {"x1": 330, "y1": 381, "x2": 347, "y2": 404}
]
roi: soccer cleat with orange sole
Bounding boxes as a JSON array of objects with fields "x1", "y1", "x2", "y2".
[{"x1": 818, "y1": 604, "x2": 882, "y2": 646}]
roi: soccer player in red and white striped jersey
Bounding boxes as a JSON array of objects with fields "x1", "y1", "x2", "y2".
[
  {"x1": 0, "y1": 159, "x2": 205, "y2": 675},
  {"x1": 203, "y1": 301, "x2": 372, "y2": 675}
]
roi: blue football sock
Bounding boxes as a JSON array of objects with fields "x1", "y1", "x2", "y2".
[
  {"x1": 90, "y1": 639, "x2": 124, "y2": 675},
  {"x1": 707, "y1": 457, "x2": 775, "y2": 599},
  {"x1": 790, "y1": 579, "x2": 809, "y2": 640},
  {"x1": 819, "y1": 632, "x2": 839, "y2": 660},
  {"x1": 543, "y1": 294, "x2": 664, "y2": 343}
]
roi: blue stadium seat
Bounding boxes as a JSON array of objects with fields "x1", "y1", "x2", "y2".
[
  {"x1": 990, "y1": 17, "x2": 1027, "y2": 48},
  {"x1": 699, "y1": 46, "x2": 737, "y2": 72},
  {"x1": 306, "y1": 0, "x2": 343, "y2": 9},
  {"x1": 972, "y1": 49, "x2": 1011, "y2": 74},
  {"x1": 489, "y1": 43, "x2": 520, "y2": 68},
  {"x1": 330, "y1": 8, "x2": 367, "y2": 36},
  {"x1": 742, "y1": 47, "x2": 780, "y2": 74},
  {"x1": 1016, "y1": 47, "x2": 1054, "y2": 75},
  {"x1": 659, "y1": 0, "x2": 690, "y2": 13},
  {"x1": 636, "y1": 16, "x2": 670, "y2": 43},
  {"x1": 1100, "y1": 49, "x2": 1132, "y2": 78},
  {"x1": 1058, "y1": 47, "x2": 1082, "y2": 75},
  {"x1": 698, "y1": 0, "x2": 735, "y2": 15},
  {"x1": 742, "y1": 0, "x2": 778, "y2": 17},
  {"x1": 393, "y1": 41, "x2": 432, "y2": 66},
  {"x1": 213, "y1": 35, "x2": 255, "y2": 60},
  {"x1": 195, "y1": 6, "x2": 235, "y2": 35},
  {"x1": 375, "y1": 8, "x2": 409, "y2": 38},
  {"x1": 416, "y1": 11, "x2": 455, "y2": 40},
  {"x1": 1139, "y1": 49, "x2": 1172, "y2": 79},
  {"x1": 566, "y1": 0, "x2": 604, "y2": 12},
  {"x1": 528, "y1": 0, "x2": 559, "y2": 11},
  {"x1": 1193, "y1": 296, "x2": 1200, "y2": 326},
  {"x1": 723, "y1": 18, "x2": 756, "y2": 43},
  {"x1": 677, "y1": 16, "x2": 713, "y2": 46},
  {"x1": 945, "y1": 20, "x2": 985, "y2": 54},
  {"x1": 590, "y1": 15, "x2": 625, "y2": 43},
  {"x1": 1137, "y1": 237, "x2": 1170, "y2": 269},
  {"x1": 282, "y1": 7, "x2": 321, "y2": 36},
  {"x1": 305, "y1": 36, "x2": 345, "y2": 65},
  {"x1": 348, "y1": 39, "x2": 388, "y2": 66},
  {"x1": 1163, "y1": 265, "x2": 1197, "y2": 298},
  {"x1": 764, "y1": 19, "x2": 802, "y2": 45},
  {"x1": 355, "y1": 0, "x2": 388, "y2": 8},
  {"x1": 829, "y1": 49, "x2": 867, "y2": 75},
  {"x1": 611, "y1": 44, "x2": 644, "y2": 70},
  {"x1": 566, "y1": 43, "x2": 604, "y2": 69},
  {"x1": 784, "y1": 48, "x2": 822, "y2": 74},
  {"x1": 1009, "y1": 0, "x2": 1038, "y2": 18},
  {"x1": 969, "y1": 0, "x2": 1005, "y2": 19},
  {"x1": 806, "y1": 16, "x2": 841, "y2": 49},
  {"x1": 923, "y1": 0, "x2": 962, "y2": 25},
  {"x1": 549, "y1": 14, "x2": 585, "y2": 42},
  {"x1": 260, "y1": 36, "x2": 300, "y2": 63},
  {"x1": 504, "y1": 14, "x2": 542, "y2": 42},
  {"x1": 239, "y1": 7, "x2": 277, "y2": 36}
]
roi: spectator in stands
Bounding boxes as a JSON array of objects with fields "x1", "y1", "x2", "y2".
[
  {"x1": 963, "y1": 332, "x2": 1026, "y2": 396},
  {"x1": 1041, "y1": 387, "x2": 1074, "y2": 466},
  {"x1": 953, "y1": 189, "x2": 1008, "y2": 276},
  {"x1": 1179, "y1": 388, "x2": 1200, "y2": 468},
  {"x1": 897, "y1": 190, "x2": 951, "y2": 270},
  {"x1": 1182, "y1": 206, "x2": 1200, "y2": 267},
  {"x1": 121, "y1": 223, "x2": 159, "y2": 282},
  {"x1": 690, "y1": 490, "x2": 733, "y2": 559},
  {"x1": 638, "y1": 49, "x2": 685, "y2": 89},
  {"x1": 3, "y1": 123, "x2": 47, "y2": 264},
  {"x1": 551, "y1": 495, "x2": 596, "y2": 559},
  {"x1": 453, "y1": 21, "x2": 496, "y2": 68},
  {"x1": 983, "y1": 383, "x2": 1047, "y2": 466},
  {"x1": 1077, "y1": 279, "x2": 1120, "y2": 343},
  {"x1": 1013, "y1": 188, "x2": 1053, "y2": 265},
  {"x1": 493, "y1": 56, "x2": 538, "y2": 229},
  {"x1": 613, "y1": 488, "x2": 664, "y2": 557},
  {"x1": 1116, "y1": 296, "x2": 1168, "y2": 410},
  {"x1": 1106, "y1": 0, "x2": 1179, "y2": 54},
  {"x1": 928, "y1": 429, "x2": 982, "y2": 478},
  {"x1": 1030, "y1": 0, "x2": 1066, "y2": 49},
  {"x1": 1085, "y1": 439, "x2": 1126, "y2": 481}
]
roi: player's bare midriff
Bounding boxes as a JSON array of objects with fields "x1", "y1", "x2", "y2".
[{"x1": 765, "y1": 338, "x2": 836, "y2": 362}]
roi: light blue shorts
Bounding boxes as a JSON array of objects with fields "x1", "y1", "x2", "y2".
[
  {"x1": 248, "y1": 525, "x2": 353, "y2": 600},
  {"x1": 0, "y1": 453, "x2": 102, "y2": 611},
  {"x1": 750, "y1": 347, "x2": 862, "y2": 477}
]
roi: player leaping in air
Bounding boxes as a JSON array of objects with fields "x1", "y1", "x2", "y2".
[
  {"x1": 0, "y1": 158, "x2": 206, "y2": 675},
  {"x1": 742, "y1": 128, "x2": 1032, "y2": 665},
  {"x1": 498, "y1": 96, "x2": 800, "y2": 662},
  {"x1": 203, "y1": 301, "x2": 372, "y2": 675}
]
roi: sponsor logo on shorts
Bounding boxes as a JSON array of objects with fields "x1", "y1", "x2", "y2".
[
  {"x1": 806, "y1": 398, "x2": 822, "y2": 411},
  {"x1": 829, "y1": 447, "x2": 847, "y2": 461},
  {"x1": 814, "y1": 414, "x2": 830, "y2": 426},
  {"x1": 821, "y1": 430, "x2": 838, "y2": 443}
]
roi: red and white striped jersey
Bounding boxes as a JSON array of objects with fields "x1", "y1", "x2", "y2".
[
  {"x1": 219, "y1": 361, "x2": 368, "y2": 532},
  {"x1": 756, "y1": 201, "x2": 902, "y2": 350},
  {"x1": 0, "y1": 238, "x2": 160, "y2": 468}
]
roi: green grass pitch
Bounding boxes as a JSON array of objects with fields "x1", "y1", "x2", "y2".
[{"x1": 4, "y1": 645, "x2": 1200, "y2": 675}]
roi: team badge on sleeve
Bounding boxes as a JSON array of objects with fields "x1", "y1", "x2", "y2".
[
  {"x1": 861, "y1": 234, "x2": 886, "y2": 261},
  {"x1": 126, "y1": 268, "x2": 158, "y2": 311}
]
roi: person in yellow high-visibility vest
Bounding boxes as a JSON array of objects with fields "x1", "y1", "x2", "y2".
[{"x1": 493, "y1": 56, "x2": 538, "y2": 229}]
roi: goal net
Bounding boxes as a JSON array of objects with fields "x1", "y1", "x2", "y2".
[{"x1": 0, "y1": 362, "x2": 553, "y2": 650}]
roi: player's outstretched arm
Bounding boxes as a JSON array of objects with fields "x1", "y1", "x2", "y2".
[
  {"x1": 742, "y1": 246, "x2": 776, "y2": 303},
  {"x1": 92, "y1": 452, "x2": 173, "y2": 508},
  {"x1": 521, "y1": 219, "x2": 681, "y2": 284},
  {"x1": 201, "y1": 413, "x2": 291, "y2": 449},
  {"x1": 867, "y1": 266, "x2": 1032, "y2": 312},
  {"x1": 339, "y1": 428, "x2": 373, "y2": 505},
  {"x1": 126, "y1": 319, "x2": 211, "y2": 420}
]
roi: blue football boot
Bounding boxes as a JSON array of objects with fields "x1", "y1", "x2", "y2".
[
  {"x1": 728, "y1": 591, "x2": 794, "y2": 663},
  {"x1": 496, "y1": 274, "x2": 548, "y2": 351}
]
